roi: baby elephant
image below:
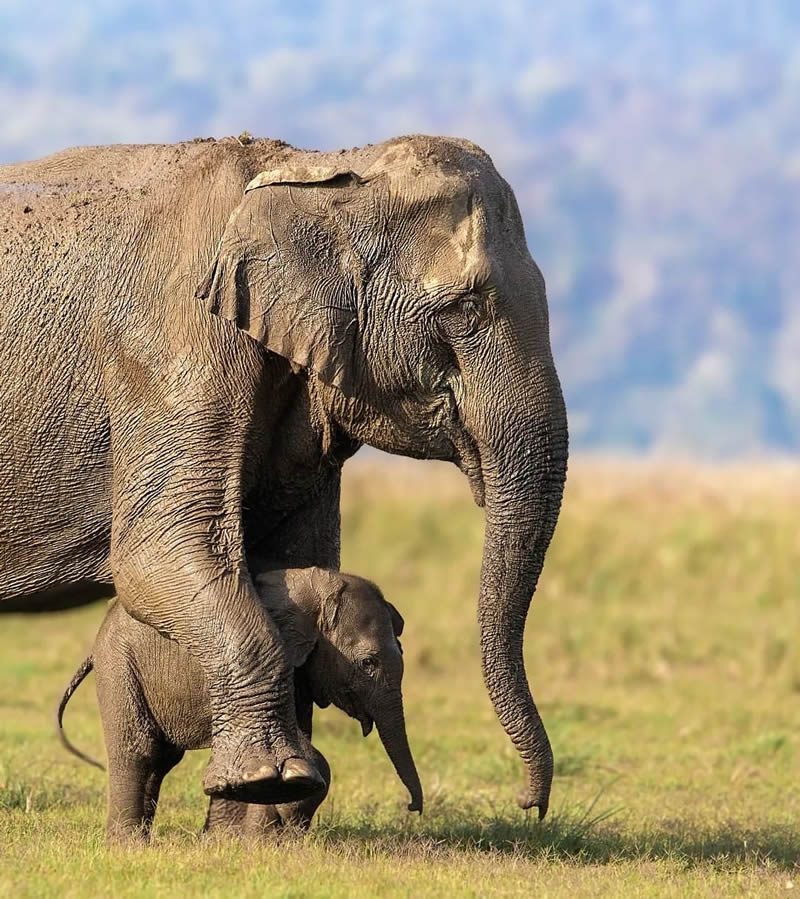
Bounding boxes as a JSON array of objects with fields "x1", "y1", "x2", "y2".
[{"x1": 57, "y1": 567, "x2": 423, "y2": 842}]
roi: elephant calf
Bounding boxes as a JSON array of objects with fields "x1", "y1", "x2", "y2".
[{"x1": 57, "y1": 567, "x2": 423, "y2": 842}]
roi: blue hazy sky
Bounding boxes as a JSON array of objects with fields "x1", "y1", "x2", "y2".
[{"x1": 3, "y1": 1, "x2": 799, "y2": 454}]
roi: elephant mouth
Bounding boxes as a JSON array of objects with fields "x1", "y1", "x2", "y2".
[
  {"x1": 340, "y1": 688, "x2": 373, "y2": 736},
  {"x1": 451, "y1": 428, "x2": 485, "y2": 507},
  {"x1": 439, "y1": 384, "x2": 485, "y2": 506},
  {"x1": 359, "y1": 714, "x2": 374, "y2": 737}
]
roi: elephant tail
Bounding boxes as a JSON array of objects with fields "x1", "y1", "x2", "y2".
[{"x1": 55, "y1": 656, "x2": 105, "y2": 771}]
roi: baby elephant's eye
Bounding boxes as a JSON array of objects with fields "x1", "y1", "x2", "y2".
[{"x1": 359, "y1": 656, "x2": 379, "y2": 675}]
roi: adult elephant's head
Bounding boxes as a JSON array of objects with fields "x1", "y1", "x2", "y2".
[{"x1": 197, "y1": 135, "x2": 568, "y2": 817}]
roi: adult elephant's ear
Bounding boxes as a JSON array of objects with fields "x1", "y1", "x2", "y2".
[{"x1": 196, "y1": 165, "x2": 370, "y2": 395}]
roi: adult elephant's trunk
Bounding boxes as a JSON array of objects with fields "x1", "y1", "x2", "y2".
[
  {"x1": 468, "y1": 356, "x2": 568, "y2": 818},
  {"x1": 374, "y1": 692, "x2": 423, "y2": 813}
]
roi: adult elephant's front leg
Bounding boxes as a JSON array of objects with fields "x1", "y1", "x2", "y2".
[
  {"x1": 203, "y1": 745, "x2": 329, "y2": 838},
  {"x1": 104, "y1": 335, "x2": 338, "y2": 804},
  {"x1": 103, "y1": 347, "x2": 331, "y2": 807}
]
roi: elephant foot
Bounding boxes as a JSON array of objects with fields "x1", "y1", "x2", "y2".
[
  {"x1": 281, "y1": 757, "x2": 323, "y2": 789},
  {"x1": 203, "y1": 751, "x2": 325, "y2": 805}
]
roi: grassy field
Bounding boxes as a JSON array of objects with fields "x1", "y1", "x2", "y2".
[{"x1": 1, "y1": 459, "x2": 798, "y2": 897}]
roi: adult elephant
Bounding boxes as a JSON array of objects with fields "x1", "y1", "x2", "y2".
[{"x1": 0, "y1": 135, "x2": 568, "y2": 816}]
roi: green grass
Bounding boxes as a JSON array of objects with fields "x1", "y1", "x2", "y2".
[{"x1": 1, "y1": 459, "x2": 798, "y2": 897}]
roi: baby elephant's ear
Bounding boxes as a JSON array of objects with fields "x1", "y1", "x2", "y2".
[
  {"x1": 384, "y1": 600, "x2": 404, "y2": 637},
  {"x1": 283, "y1": 607, "x2": 320, "y2": 668},
  {"x1": 255, "y1": 570, "x2": 320, "y2": 668}
]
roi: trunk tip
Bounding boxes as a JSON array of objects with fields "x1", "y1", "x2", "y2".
[
  {"x1": 517, "y1": 789, "x2": 549, "y2": 820},
  {"x1": 407, "y1": 798, "x2": 423, "y2": 814}
]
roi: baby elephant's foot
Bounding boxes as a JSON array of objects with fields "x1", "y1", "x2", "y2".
[
  {"x1": 204, "y1": 750, "x2": 324, "y2": 805},
  {"x1": 106, "y1": 822, "x2": 152, "y2": 847}
]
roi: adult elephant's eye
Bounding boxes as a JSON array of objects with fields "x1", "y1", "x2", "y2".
[
  {"x1": 439, "y1": 292, "x2": 486, "y2": 340},
  {"x1": 359, "y1": 656, "x2": 379, "y2": 675}
]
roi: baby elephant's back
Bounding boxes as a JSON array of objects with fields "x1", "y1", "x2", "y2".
[{"x1": 97, "y1": 601, "x2": 213, "y2": 751}]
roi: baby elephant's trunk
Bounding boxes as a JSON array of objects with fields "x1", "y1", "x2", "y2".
[
  {"x1": 374, "y1": 692, "x2": 423, "y2": 813},
  {"x1": 55, "y1": 655, "x2": 105, "y2": 770}
]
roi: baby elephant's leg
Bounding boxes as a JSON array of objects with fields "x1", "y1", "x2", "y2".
[
  {"x1": 203, "y1": 797, "x2": 281, "y2": 836},
  {"x1": 106, "y1": 743, "x2": 183, "y2": 843},
  {"x1": 96, "y1": 661, "x2": 183, "y2": 843}
]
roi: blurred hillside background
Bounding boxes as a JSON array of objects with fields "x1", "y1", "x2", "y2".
[{"x1": 2, "y1": 0, "x2": 798, "y2": 456}]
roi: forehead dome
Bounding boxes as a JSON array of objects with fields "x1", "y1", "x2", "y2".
[{"x1": 356, "y1": 136, "x2": 498, "y2": 200}]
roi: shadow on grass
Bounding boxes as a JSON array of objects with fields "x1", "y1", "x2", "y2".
[
  {"x1": 313, "y1": 795, "x2": 799, "y2": 871},
  {"x1": 3, "y1": 772, "x2": 796, "y2": 872}
]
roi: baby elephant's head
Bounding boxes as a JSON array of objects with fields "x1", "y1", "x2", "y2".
[{"x1": 255, "y1": 567, "x2": 422, "y2": 813}]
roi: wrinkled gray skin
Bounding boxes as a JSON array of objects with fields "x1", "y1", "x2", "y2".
[
  {"x1": 57, "y1": 567, "x2": 421, "y2": 842},
  {"x1": 0, "y1": 134, "x2": 567, "y2": 815}
]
